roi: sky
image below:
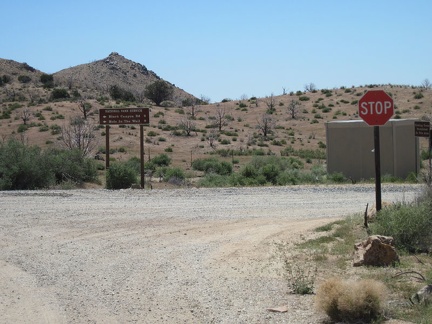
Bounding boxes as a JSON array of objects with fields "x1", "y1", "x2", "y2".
[{"x1": 2, "y1": 0, "x2": 431, "y2": 102}]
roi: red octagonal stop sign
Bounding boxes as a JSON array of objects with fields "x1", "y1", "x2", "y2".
[{"x1": 358, "y1": 90, "x2": 394, "y2": 126}]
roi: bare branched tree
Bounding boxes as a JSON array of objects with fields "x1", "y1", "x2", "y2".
[
  {"x1": 287, "y1": 99, "x2": 301, "y2": 120},
  {"x1": 213, "y1": 106, "x2": 228, "y2": 131},
  {"x1": 304, "y1": 82, "x2": 317, "y2": 92},
  {"x1": 421, "y1": 78, "x2": 431, "y2": 90},
  {"x1": 60, "y1": 116, "x2": 98, "y2": 157},
  {"x1": 21, "y1": 108, "x2": 32, "y2": 125},
  {"x1": 178, "y1": 116, "x2": 196, "y2": 136},
  {"x1": 256, "y1": 114, "x2": 275, "y2": 138},
  {"x1": 77, "y1": 100, "x2": 92, "y2": 120},
  {"x1": 199, "y1": 95, "x2": 211, "y2": 105},
  {"x1": 207, "y1": 129, "x2": 218, "y2": 149},
  {"x1": 265, "y1": 93, "x2": 276, "y2": 114}
]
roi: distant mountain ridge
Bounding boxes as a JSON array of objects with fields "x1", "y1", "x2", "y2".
[{"x1": 0, "y1": 52, "x2": 196, "y2": 103}]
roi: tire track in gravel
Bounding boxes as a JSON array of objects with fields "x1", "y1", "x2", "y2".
[{"x1": 0, "y1": 184, "x2": 423, "y2": 323}]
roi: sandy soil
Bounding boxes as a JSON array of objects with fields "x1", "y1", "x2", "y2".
[{"x1": 0, "y1": 184, "x2": 423, "y2": 323}]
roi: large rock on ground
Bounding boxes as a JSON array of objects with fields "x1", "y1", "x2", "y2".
[
  {"x1": 410, "y1": 285, "x2": 432, "y2": 305},
  {"x1": 353, "y1": 235, "x2": 399, "y2": 267}
]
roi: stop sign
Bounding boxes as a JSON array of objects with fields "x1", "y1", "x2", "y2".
[{"x1": 358, "y1": 90, "x2": 394, "y2": 126}]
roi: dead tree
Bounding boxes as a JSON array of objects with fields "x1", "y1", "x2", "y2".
[
  {"x1": 60, "y1": 116, "x2": 98, "y2": 157},
  {"x1": 265, "y1": 93, "x2": 276, "y2": 114},
  {"x1": 213, "y1": 106, "x2": 228, "y2": 131},
  {"x1": 256, "y1": 114, "x2": 275, "y2": 138},
  {"x1": 78, "y1": 100, "x2": 92, "y2": 120},
  {"x1": 21, "y1": 108, "x2": 32, "y2": 125},
  {"x1": 207, "y1": 129, "x2": 218, "y2": 149},
  {"x1": 287, "y1": 99, "x2": 301, "y2": 120},
  {"x1": 178, "y1": 117, "x2": 196, "y2": 136}
]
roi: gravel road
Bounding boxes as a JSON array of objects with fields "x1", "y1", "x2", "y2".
[{"x1": 0, "y1": 184, "x2": 423, "y2": 324}]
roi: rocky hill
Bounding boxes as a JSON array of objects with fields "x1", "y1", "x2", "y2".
[
  {"x1": 53, "y1": 52, "x2": 195, "y2": 104},
  {"x1": 0, "y1": 52, "x2": 196, "y2": 105}
]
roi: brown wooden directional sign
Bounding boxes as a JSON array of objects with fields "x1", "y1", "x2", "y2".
[
  {"x1": 99, "y1": 108, "x2": 150, "y2": 125},
  {"x1": 414, "y1": 121, "x2": 430, "y2": 137}
]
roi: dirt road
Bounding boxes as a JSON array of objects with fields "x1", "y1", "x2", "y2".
[{"x1": 0, "y1": 184, "x2": 423, "y2": 323}]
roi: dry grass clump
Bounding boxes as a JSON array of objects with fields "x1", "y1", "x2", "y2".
[{"x1": 316, "y1": 278, "x2": 387, "y2": 323}]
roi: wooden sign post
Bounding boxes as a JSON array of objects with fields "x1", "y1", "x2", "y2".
[{"x1": 99, "y1": 108, "x2": 150, "y2": 188}]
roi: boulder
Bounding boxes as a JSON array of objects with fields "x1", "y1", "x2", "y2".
[
  {"x1": 353, "y1": 235, "x2": 399, "y2": 267},
  {"x1": 410, "y1": 285, "x2": 432, "y2": 305}
]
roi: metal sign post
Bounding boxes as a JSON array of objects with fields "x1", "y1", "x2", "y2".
[
  {"x1": 415, "y1": 121, "x2": 432, "y2": 184},
  {"x1": 359, "y1": 90, "x2": 394, "y2": 212},
  {"x1": 374, "y1": 126, "x2": 382, "y2": 211}
]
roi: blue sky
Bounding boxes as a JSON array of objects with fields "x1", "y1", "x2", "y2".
[{"x1": 2, "y1": 0, "x2": 431, "y2": 102}]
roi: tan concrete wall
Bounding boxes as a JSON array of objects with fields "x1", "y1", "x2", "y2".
[{"x1": 325, "y1": 119, "x2": 419, "y2": 181}]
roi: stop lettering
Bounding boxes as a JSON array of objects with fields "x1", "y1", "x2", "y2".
[{"x1": 358, "y1": 90, "x2": 394, "y2": 126}]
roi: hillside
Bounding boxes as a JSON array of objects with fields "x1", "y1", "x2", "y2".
[
  {"x1": 0, "y1": 53, "x2": 431, "y2": 185},
  {"x1": 53, "y1": 52, "x2": 195, "y2": 104}
]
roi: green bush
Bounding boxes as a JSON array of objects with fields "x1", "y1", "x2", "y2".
[
  {"x1": 192, "y1": 158, "x2": 232, "y2": 175},
  {"x1": 370, "y1": 199, "x2": 432, "y2": 252},
  {"x1": 125, "y1": 156, "x2": 141, "y2": 174},
  {"x1": 163, "y1": 167, "x2": 185, "y2": 182},
  {"x1": 40, "y1": 74, "x2": 54, "y2": 88},
  {"x1": 197, "y1": 173, "x2": 231, "y2": 187},
  {"x1": 0, "y1": 139, "x2": 99, "y2": 190},
  {"x1": 144, "y1": 80, "x2": 173, "y2": 106},
  {"x1": 0, "y1": 139, "x2": 54, "y2": 189},
  {"x1": 327, "y1": 172, "x2": 347, "y2": 183},
  {"x1": 47, "y1": 148, "x2": 98, "y2": 184},
  {"x1": 51, "y1": 88, "x2": 70, "y2": 100},
  {"x1": 18, "y1": 75, "x2": 31, "y2": 83},
  {"x1": 109, "y1": 85, "x2": 135, "y2": 102},
  {"x1": 106, "y1": 162, "x2": 137, "y2": 189},
  {"x1": 152, "y1": 154, "x2": 171, "y2": 167}
]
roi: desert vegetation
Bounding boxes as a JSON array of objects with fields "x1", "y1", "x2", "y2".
[
  {"x1": 0, "y1": 54, "x2": 431, "y2": 190},
  {"x1": 274, "y1": 182, "x2": 432, "y2": 323}
]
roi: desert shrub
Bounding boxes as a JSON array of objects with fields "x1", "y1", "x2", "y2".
[
  {"x1": 109, "y1": 85, "x2": 135, "y2": 102},
  {"x1": 369, "y1": 199, "x2": 432, "y2": 252},
  {"x1": 0, "y1": 139, "x2": 54, "y2": 189},
  {"x1": 192, "y1": 158, "x2": 232, "y2": 175},
  {"x1": 316, "y1": 278, "x2": 387, "y2": 323},
  {"x1": 47, "y1": 148, "x2": 98, "y2": 184},
  {"x1": 282, "y1": 258, "x2": 317, "y2": 294},
  {"x1": 280, "y1": 146, "x2": 326, "y2": 160},
  {"x1": 17, "y1": 124, "x2": 29, "y2": 133},
  {"x1": 151, "y1": 153, "x2": 171, "y2": 167},
  {"x1": 18, "y1": 75, "x2": 31, "y2": 83},
  {"x1": 51, "y1": 88, "x2": 70, "y2": 100},
  {"x1": 40, "y1": 74, "x2": 54, "y2": 88},
  {"x1": 0, "y1": 139, "x2": 100, "y2": 189},
  {"x1": 144, "y1": 80, "x2": 173, "y2": 106},
  {"x1": 124, "y1": 156, "x2": 141, "y2": 174},
  {"x1": 1, "y1": 74, "x2": 12, "y2": 85},
  {"x1": 106, "y1": 162, "x2": 137, "y2": 189},
  {"x1": 145, "y1": 153, "x2": 172, "y2": 171},
  {"x1": 327, "y1": 172, "x2": 348, "y2": 183},
  {"x1": 159, "y1": 100, "x2": 175, "y2": 107},
  {"x1": 198, "y1": 173, "x2": 231, "y2": 187},
  {"x1": 162, "y1": 167, "x2": 185, "y2": 182},
  {"x1": 414, "y1": 92, "x2": 424, "y2": 99}
]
